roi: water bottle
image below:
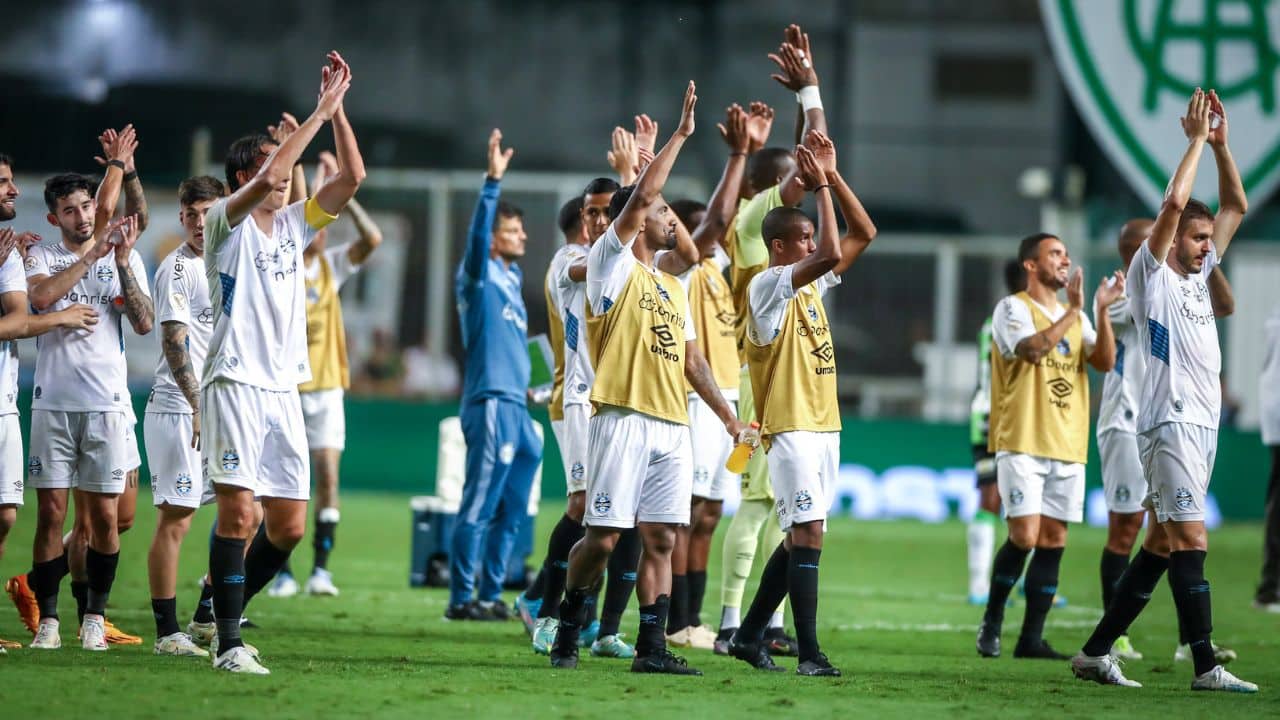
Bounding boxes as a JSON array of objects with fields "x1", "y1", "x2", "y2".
[{"x1": 725, "y1": 422, "x2": 761, "y2": 474}]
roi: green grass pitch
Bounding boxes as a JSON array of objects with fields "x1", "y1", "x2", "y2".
[{"x1": 0, "y1": 492, "x2": 1275, "y2": 718}]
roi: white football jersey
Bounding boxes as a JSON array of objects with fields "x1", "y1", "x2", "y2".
[
  {"x1": 148, "y1": 243, "x2": 213, "y2": 414},
  {"x1": 203, "y1": 199, "x2": 321, "y2": 391},
  {"x1": 1127, "y1": 242, "x2": 1220, "y2": 433},
  {"x1": 24, "y1": 241, "x2": 148, "y2": 412},
  {"x1": 0, "y1": 249, "x2": 25, "y2": 416},
  {"x1": 1096, "y1": 295, "x2": 1145, "y2": 436},
  {"x1": 549, "y1": 243, "x2": 593, "y2": 408}
]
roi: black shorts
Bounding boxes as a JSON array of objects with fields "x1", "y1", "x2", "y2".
[{"x1": 972, "y1": 443, "x2": 996, "y2": 486}]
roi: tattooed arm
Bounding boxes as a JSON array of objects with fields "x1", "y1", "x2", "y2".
[
  {"x1": 162, "y1": 320, "x2": 201, "y2": 449},
  {"x1": 111, "y1": 215, "x2": 154, "y2": 335},
  {"x1": 122, "y1": 168, "x2": 150, "y2": 232}
]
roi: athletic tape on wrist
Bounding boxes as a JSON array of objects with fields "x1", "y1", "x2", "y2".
[{"x1": 797, "y1": 86, "x2": 823, "y2": 112}]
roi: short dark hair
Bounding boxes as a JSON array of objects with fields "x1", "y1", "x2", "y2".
[
  {"x1": 746, "y1": 148, "x2": 795, "y2": 195},
  {"x1": 43, "y1": 173, "x2": 95, "y2": 213},
  {"x1": 0, "y1": 153, "x2": 12, "y2": 169},
  {"x1": 761, "y1": 206, "x2": 811, "y2": 244},
  {"x1": 1017, "y1": 232, "x2": 1058, "y2": 263},
  {"x1": 608, "y1": 184, "x2": 636, "y2": 220},
  {"x1": 178, "y1": 175, "x2": 227, "y2": 207},
  {"x1": 493, "y1": 201, "x2": 524, "y2": 230},
  {"x1": 1003, "y1": 259, "x2": 1027, "y2": 294},
  {"x1": 224, "y1": 133, "x2": 276, "y2": 192},
  {"x1": 557, "y1": 196, "x2": 584, "y2": 238},
  {"x1": 1176, "y1": 199, "x2": 1215, "y2": 238},
  {"x1": 669, "y1": 199, "x2": 706, "y2": 232},
  {"x1": 582, "y1": 177, "x2": 620, "y2": 198}
]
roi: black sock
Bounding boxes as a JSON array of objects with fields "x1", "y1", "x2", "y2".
[
  {"x1": 525, "y1": 566, "x2": 548, "y2": 602},
  {"x1": 739, "y1": 542, "x2": 791, "y2": 643},
  {"x1": 984, "y1": 540, "x2": 1030, "y2": 626},
  {"x1": 536, "y1": 515, "x2": 585, "y2": 619},
  {"x1": 209, "y1": 534, "x2": 247, "y2": 652},
  {"x1": 242, "y1": 533, "x2": 294, "y2": 608},
  {"x1": 600, "y1": 528, "x2": 640, "y2": 637},
  {"x1": 1100, "y1": 549, "x2": 1131, "y2": 611},
  {"x1": 152, "y1": 597, "x2": 179, "y2": 638},
  {"x1": 280, "y1": 559, "x2": 293, "y2": 578},
  {"x1": 558, "y1": 586, "x2": 590, "y2": 630},
  {"x1": 71, "y1": 580, "x2": 89, "y2": 625},
  {"x1": 1168, "y1": 550, "x2": 1216, "y2": 676},
  {"x1": 668, "y1": 574, "x2": 689, "y2": 634},
  {"x1": 687, "y1": 570, "x2": 708, "y2": 628},
  {"x1": 85, "y1": 547, "x2": 120, "y2": 617},
  {"x1": 788, "y1": 546, "x2": 822, "y2": 662},
  {"x1": 1018, "y1": 547, "x2": 1064, "y2": 645},
  {"x1": 30, "y1": 555, "x2": 67, "y2": 621},
  {"x1": 313, "y1": 518, "x2": 337, "y2": 572},
  {"x1": 193, "y1": 579, "x2": 216, "y2": 624},
  {"x1": 1082, "y1": 548, "x2": 1168, "y2": 656},
  {"x1": 635, "y1": 595, "x2": 670, "y2": 657},
  {"x1": 585, "y1": 590, "x2": 599, "y2": 624}
]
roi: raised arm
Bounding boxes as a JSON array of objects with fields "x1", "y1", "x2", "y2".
[
  {"x1": 225, "y1": 52, "x2": 351, "y2": 227},
  {"x1": 268, "y1": 112, "x2": 308, "y2": 206},
  {"x1": 461, "y1": 129, "x2": 511, "y2": 280},
  {"x1": 689, "y1": 104, "x2": 750, "y2": 258},
  {"x1": 1206, "y1": 90, "x2": 1246, "y2": 258},
  {"x1": 1149, "y1": 89, "x2": 1211, "y2": 264},
  {"x1": 788, "y1": 144, "x2": 841, "y2": 290},
  {"x1": 93, "y1": 125, "x2": 135, "y2": 240},
  {"x1": 95, "y1": 126, "x2": 149, "y2": 232},
  {"x1": 1088, "y1": 271, "x2": 1125, "y2": 372},
  {"x1": 771, "y1": 25, "x2": 828, "y2": 144},
  {"x1": 1208, "y1": 266, "x2": 1235, "y2": 317},
  {"x1": 313, "y1": 65, "x2": 367, "y2": 216},
  {"x1": 614, "y1": 82, "x2": 698, "y2": 242},
  {"x1": 806, "y1": 130, "x2": 876, "y2": 275},
  {"x1": 110, "y1": 215, "x2": 154, "y2": 335},
  {"x1": 607, "y1": 127, "x2": 639, "y2": 186},
  {"x1": 1013, "y1": 269, "x2": 1083, "y2": 364}
]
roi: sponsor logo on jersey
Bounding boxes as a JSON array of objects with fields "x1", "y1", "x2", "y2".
[
  {"x1": 198, "y1": 308, "x2": 214, "y2": 325},
  {"x1": 810, "y1": 341, "x2": 835, "y2": 369},
  {"x1": 1047, "y1": 377, "x2": 1074, "y2": 408},
  {"x1": 649, "y1": 324, "x2": 680, "y2": 362}
]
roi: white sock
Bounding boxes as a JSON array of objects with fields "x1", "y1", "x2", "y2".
[
  {"x1": 768, "y1": 611, "x2": 784, "y2": 629},
  {"x1": 967, "y1": 518, "x2": 996, "y2": 598},
  {"x1": 720, "y1": 605, "x2": 740, "y2": 630}
]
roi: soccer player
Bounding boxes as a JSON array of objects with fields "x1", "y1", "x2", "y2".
[
  {"x1": 974, "y1": 230, "x2": 1123, "y2": 660},
  {"x1": 269, "y1": 151, "x2": 383, "y2": 598},
  {"x1": 1072, "y1": 88, "x2": 1257, "y2": 692},
  {"x1": 25, "y1": 133, "x2": 156, "y2": 652},
  {"x1": 202, "y1": 52, "x2": 362, "y2": 674},
  {"x1": 1257, "y1": 299, "x2": 1280, "y2": 612},
  {"x1": 664, "y1": 104, "x2": 752, "y2": 651},
  {"x1": 448, "y1": 128, "x2": 544, "y2": 621},
  {"x1": 0, "y1": 159, "x2": 101, "y2": 652},
  {"x1": 143, "y1": 175, "x2": 225, "y2": 656},
  {"x1": 549, "y1": 81, "x2": 748, "y2": 675},
  {"x1": 966, "y1": 260, "x2": 1026, "y2": 606},
  {"x1": 729, "y1": 130, "x2": 875, "y2": 678}
]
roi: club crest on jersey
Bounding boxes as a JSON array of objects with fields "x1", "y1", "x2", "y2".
[
  {"x1": 794, "y1": 490, "x2": 813, "y2": 512},
  {"x1": 307, "y1": 286, "x2": 321, "y2": 304},
  {"x1": 26, "y1": 456, "x2": 42, "y2": 477},
  {"x1": 1056, "y1": 338, "x2": 1071, "y2": 356},
  {"x1": 571, "y1": 462, "x2": 585, "y2": 481},
  {"x1": 1010, "y1": 488, "x2": 1024, "y2": 506},
  {"x1": 807, "y1": 303, "x2": 818, "y2": 322},
  {"x1": 593, "y1": 492, "x2": 612, "y2": 514},
  {"x1": 656, "y1": 284, "x2": 671, "y2": 303},
  {"x1": 1174, "y1": 487, "x2": 1194, "y2": 511},
  {"x1": 96, "y1": 265, "x2": 114, "y2": 283},
  {"x1": 33, "y1": 386, "x2": 41, "y2": 399},
  {"x1": 175, "y1": 474, "x2": 193, "y2": 496},
  {"x1": 221, "y1": 450, "x2": 240, "y2": 472},
  {"x1": 24, "y1": 256, "x2": 37, "y2": 271}
]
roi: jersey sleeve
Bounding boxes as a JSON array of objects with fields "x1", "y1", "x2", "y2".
[
  {"x1": 152, "y1": 261, "x2": 190, "y2": 326},
  {"x1": 1079, "y1": 309, "x2": 1097, "y2": 356},
  {"x1": 23, "y1": 246, "x2": 50, "y2": 280},
  {"x1": 992, "y1": 296, "x2": 1034, "y2": 359},
  {"x1": 326, "y1": 243, "x2": 359, "y2": 289},
  {"x1": 587, "y1": 223, "x2": 636, "y2": 314},
  {"x1": 0, "y1": 251, "x2": 25, "y2": 293},
  {"x1": 556, "y1": 245, "x2": 588, "y2": 290},
  {"x1": 203, "y1": 199, "x2": 232, "y2": 255},
  {"x1": 814, "y1": 270, "x2": 842, "y2": 297},
  {"x1": 746, "y1": 264, "x2": 795, "y2": 347},
  {"x1": 128, "y1": 250, "x2": 151, "y2": 298}
]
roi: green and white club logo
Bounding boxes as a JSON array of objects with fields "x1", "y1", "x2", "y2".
[{"x1": 1042, "y1": 0, "x2": 1280, "y2": 210}]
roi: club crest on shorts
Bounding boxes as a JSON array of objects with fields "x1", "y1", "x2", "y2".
[
  {"x1": 221, "y1": 450, "x2": 240, "y2": 472},
  {"x1": 27, "y1": 456, "x2": 42, "y2": 477},
  {"x1": 1010, "y1": 488, "x2": 1024, "y2": 506},
  {"x1": 795, "y1": 490, "x2": 813, "y2": 512},
  {"x1": 1115, "y1": 486, "x2": 1130, "y2": 504},
  {"x1": 593, "y1": 492, "x2": 612, "y2": 514},
  {"x1": 176, "y1": 473, "x2": 193, "y2": 496},
  {"x1": 571, "y1": 462, "x2": 584, "y2": 481},
  {"x1": 1175, "y1": 487, "x2": 1194, "y2": 511}
]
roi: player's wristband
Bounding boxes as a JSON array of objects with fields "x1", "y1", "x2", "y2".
[
  {"x1": 796, "y1": 85, "x2": 823, "y2": 112},
  {"x1": 729, "y1": 151, "x2": 747, "y2": 157},
  {"x1": 812, "y1": 184, "x2": 832, "y2": 193},
  {"x1": 107, "y1": 159, "x2": 126, "y2": 171},
  {"x1": 123, "y1": 170, "x2": 138, "y2": 182}
]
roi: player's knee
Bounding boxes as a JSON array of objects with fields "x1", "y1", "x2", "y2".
[
  {"x1": 116, "y1": 512, "x2": 135, "y2": 535},
  {"x1": 1007, "y1": 526, "x2": 1038, "y2": 550},
  {"x1": 697, "y1": 501, "x2": 723, "y2": 532},
  {"x1": 790, "y1": 521, "x2": 824, "y2": 549},
  {"x1": 0, "y1": 506, "x2": 14, "y2": 538},
  {"x1": 270, "y1": 522, "x2": 307, "y2": 549},
  {"x1": 640, "y1": 526, "x2": 676, "y2": 556}
]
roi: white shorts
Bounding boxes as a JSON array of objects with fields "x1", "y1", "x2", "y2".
[
  {"x1": 202, "y1": 381, "x2": 310, "y2": 500},
  {"x1": 552, "y1": 403, "x2": 589, "y2": 495},
  {"x1": 1, "y1": 415, "x2": 23, "y2": 506},
  {"x1": 767, "y1": 431, "x2": 839, "y2": 531},
  {"x1": 27, "y1": 410, "x2": 132, "y2": 494},
  {"x1": 689, "y1": 395, "x2": 736, "y2": 501},
  {"x1": 1139, "y1": 422, "x2": 1217, "y2": 524},
  {"x1": 123, "y1": 418, "x2": 141, "y2": 472},
  {"x1": 1098, "y1": 430, "x2": 1146, "y2": 514},
  {"x1": 996, "y1": 452, "x2": 1085, "y2": 523},
  {"x1": 144, "y1": 412, "x2": 206, "y2": 509},
  {"x1": 585, "y1": 407, "x2": 692, "y2": 528},
  {"x1": 300, "y1": 388, "x2": 346, "y2": 451}
]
